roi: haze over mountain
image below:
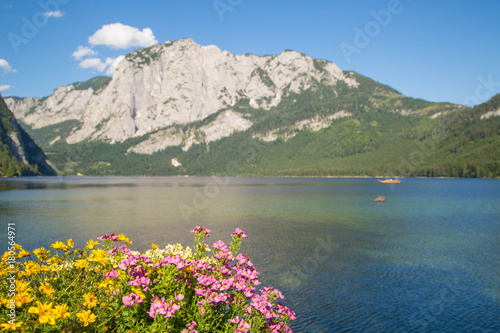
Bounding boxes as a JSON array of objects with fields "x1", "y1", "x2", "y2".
[{"x1": 5, "y1": 39, "x2": 500, "y2": 177}]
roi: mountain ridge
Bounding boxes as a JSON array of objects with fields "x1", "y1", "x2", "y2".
[
  {"x1": 6, "y1": 38, "x2": 358, "y2": 145},
  {"x1": 4, "y1": 39, "x2": 500, "y2": 177}
]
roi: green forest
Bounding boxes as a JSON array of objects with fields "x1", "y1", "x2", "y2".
[
  {"x1": 6, "y1": 72, "x2": 500, "y2": 178},
  {"x1": 0, "y1": 95, "x2": 40, "y2": 177},
  {"x1": 0, "y1": 95, "x2": 57, "y2": 177}
]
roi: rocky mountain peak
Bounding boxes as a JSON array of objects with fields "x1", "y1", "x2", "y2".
[{"x1": 6, "y1": 38, "x2": 358, "y2": 146}]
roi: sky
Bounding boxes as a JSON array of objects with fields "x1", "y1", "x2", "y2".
[{"x1": 0, "y1": 0, "x2": 499, "y2": 106}]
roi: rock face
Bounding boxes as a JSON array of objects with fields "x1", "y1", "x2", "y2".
[
  {"x1": 0, "y1": 94, "x2": 57, "y2": 176},
  {"x1": 128, "y1": 110, "x2": 253, "y2": 153},
  {"x1": 373, "y1": 196, "x2": 386, "y2": 202},
  {"x1": 253, "y1": 111, "x2": 352, "y2": 142},
  {"x1": 480, "y1": 109, "x2": 500, "y2": 119},
  {"x1": 6, "y1": 38, "x2": 358, "y2": 152}
]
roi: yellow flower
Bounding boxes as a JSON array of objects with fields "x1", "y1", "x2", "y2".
[
  {"x1": 117, "y1": 234, "x2": 132, "y2": 245},
  {"x1": 46, "y1": 257, "x2": 59, "y2": 265},
  {"x1": 16, "y1": 281, "x2": 32, "y2": 294},
  {"x1": 13, "y1": 244, "x2": 22, "y2": 251},
  {"x1": 28, "y1": 301, "x2": 56, "y2": 325},
  {"x1": 18, "y1": 250, "x2": 30, "y2": 258},
  {"x1": 76, "y1": 309, "x2": 96, "y2": 327},
  {"x1": 23, "y1": 262, "x2": 42, "y2": 277},
  {"x1": 132, "y1": 288, "x2": 145, "y2": 300},
  {"x1": 89, "y1": 249, "x2": 107, "y2": 265},
  {"x1": 74, "y1": 259, "x2": 90, "y2": 269},
  {"x1": 14, "y1": 291, "x2": 34, "y2": 307},
  {"x1": 53, "y1": 304, "x2": 71, "y2": 320},
  {"x1": 183, "y1": 266, "x2": 194, "y2": 274},
  {"x1": 1, "y1": 251, "x2": 10, "y2": 263},
  {"x1": 97, "y1": 280, "x2": 111, "y2": 289},
  {"x1": 33, "y1": 248, "x2": 50, "y2": 262},
  {"x1": 83, "y1": 292, "x2": 98, "y2": 309},
  {"x1": 0, "y1": 320, "x2": 23, "y2": 331},
  {"x1": 66, "y1": 239, "x2": 74, "y2": 248},
  {"x1": 85, "y1": 239, "x2": 99, "y2": 249},
  {"x1": 50, "y1": 241, "x2": 69, "y2": 252},
  {"x1": 39, "y1": 283, "x2": 55, "y2": 296},
  {"x1": 0, "y1": 298, "x2": 10, "y2": 308},
  {"x1": 151, "y1": 243, "x2": 159, "y2": 251}
]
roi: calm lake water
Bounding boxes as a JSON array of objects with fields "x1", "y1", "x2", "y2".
[{"x1": 1, "y1": 177, "x2": 499, "y2": 332}]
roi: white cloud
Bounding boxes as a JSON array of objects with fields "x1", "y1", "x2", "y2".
[
  {"x1": 106, "y1": 55, "x2": 125, "y2": 75},
  {"x1": 44, "y1": 10, "x2": 64, "y2": 18},
  {"x1": 88, "y1": 23, "x2": 157, "y2": 49},
  {"x1": 78, "y1": 55, "x2": 124, "y2": 75},
  {"x1": 72, "y1": 46, "x2": 97, "y2": 60},
  {"x1": 79, "y1": 57, "x2": 112, "y2": 72},
  {"x1": 0, "y1": 59, "x2": 17, "y2": 74},
  {"x1": 0, "y1": 85, "x2": 12, "y2": 92}
]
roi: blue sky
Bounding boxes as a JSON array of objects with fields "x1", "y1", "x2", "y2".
[{"x1": 1, "y1": 0, "x2": 499, "y2": 106}]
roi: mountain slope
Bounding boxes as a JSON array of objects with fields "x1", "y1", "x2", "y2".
[
  {"x1": 0, "y1": 94, "x2": 57, "y2": 177},
  {"x1": 6, "y1": 38, "x2": 357, "y2": 145},
  {"x1": 4, "y1": 39, "x2": 499, "y2": 177}
]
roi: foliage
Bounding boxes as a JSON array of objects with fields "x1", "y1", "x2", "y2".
[
  {"x1": 472, "y1": 93, "x2": 500, "y2": 114},
  {"x1": 253, "y1": 68, "x2": 275, "y2": 89},
  {"x1": 73, "y1": 77, "x2": 112, "y2": 93},
  {"x1": 18, "y1": 120, "x2": 80, "y2": 148},
  {"x1": 0, "y1": 228, "x2": 296, "y2": 332},
  {"x1": 16, "y1": 74, "x2": 500, "y2": 178},
  {"x1": 312, "y1": 59, "x2": 327, "y2": 73},
  {"x1": 126, "y1": 45, "x2": 162, "y2": 67},
  {"x1": 0, "y1": 96, "x2": 51, "y2": 177}
]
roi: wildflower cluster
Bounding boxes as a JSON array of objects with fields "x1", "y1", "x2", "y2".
[{"x1": 0, "y1": 228, "x2": 295, "y2": 332}]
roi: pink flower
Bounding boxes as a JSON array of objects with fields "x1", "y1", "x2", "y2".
[
  {"x1": 190, "y1": 226, "x2": 211, "y2": 238},
  {"x1": 97, "y1": 233, "x2": 119, "y2": 241},
  {"x1": 175, "y1": 292, "x2": 184, "y2": 301},
  {"x1": 104, "y1": 269, "x2": 119, "y2": 279},
  {"x1": 236, "y1": 319, "x2": 251, "y2": 333},
  {"x1": 122, "y1": 294, "x2": 134, "y2": 307},
  {"x1": 97, "y1": 233, "x2": 108, "y2": 241},
  {"x1": 186, "y1": 321, "x2": 197, "y2": 329},
  {"x1": 212, "y1": 240, "x2": 227, "y2": 249},
  {"x1": 232, "y1": 228, "x2": 248, "y2": 239}
]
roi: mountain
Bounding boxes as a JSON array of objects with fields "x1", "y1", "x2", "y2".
[
  {"x1": 7, "y1": 39, "x2": 359, "y2": 147},
  {"x1": 5, "y1": 39, "x2": 500, "y2": 177},
  {"x1": 0, "y1": 94, "x2": 57, "y2": 177}
]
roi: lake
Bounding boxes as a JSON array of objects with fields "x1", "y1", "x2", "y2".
[{"x1": 0, "y1": 177, "x2": 499, "y2": 332}]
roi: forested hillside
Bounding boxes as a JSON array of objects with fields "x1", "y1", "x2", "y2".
[{"x1": 0, "y1": 95, "x2": 56, "y2": 177}]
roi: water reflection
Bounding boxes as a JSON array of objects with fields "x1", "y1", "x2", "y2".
[{"x1": 0, "y1": 177, "x2": 499, "y2": 332}]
